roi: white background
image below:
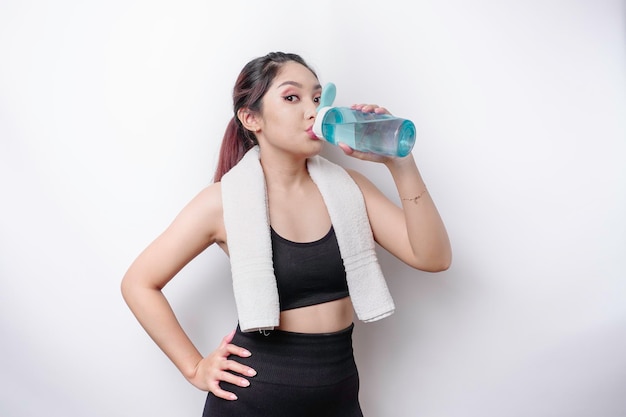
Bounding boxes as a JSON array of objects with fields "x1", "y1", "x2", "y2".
[{"x1": 1, "y1": 1, "x2": 625, "y2": 416}]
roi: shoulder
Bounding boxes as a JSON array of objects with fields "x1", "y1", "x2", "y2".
[
  {"x1": 183, "y1": 182, "x2": 223, "y2": 217},
  {"x1": 344, "y1": 168, "x2": 397, "y2": 218},
  {"x1": 195, "y1": 181, "x2": 223, "y2": 209},
  {"x1": 345, "y1": 168, "x2": 379, "y2": 196},
  {"x1": 173, "y1": 182, "x2": 225, "y2": 244}
]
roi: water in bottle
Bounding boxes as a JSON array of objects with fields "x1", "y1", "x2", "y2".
[{"x1": 313, "y1": 106, "x2": 416, "y2": 157}]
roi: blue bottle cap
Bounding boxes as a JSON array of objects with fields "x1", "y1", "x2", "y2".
[{"x1": 317, "y1": 82, "x2": 336, "y2": 111}]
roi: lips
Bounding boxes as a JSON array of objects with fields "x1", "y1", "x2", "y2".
[{"x1": 306, "y1": 126, "x2": 319, "y2": 140}]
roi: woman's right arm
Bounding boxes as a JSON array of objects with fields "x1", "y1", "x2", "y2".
[{"x1": 120, "y1": 183, "x2": 254, "y2": 400}]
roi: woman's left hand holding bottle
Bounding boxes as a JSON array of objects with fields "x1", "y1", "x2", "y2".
[{"x1": 187, "y1": 329, "x2": 257, "y2": 401}]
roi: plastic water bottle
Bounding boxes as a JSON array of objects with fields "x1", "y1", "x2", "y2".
[{"x1": 312, "y1": 83, "x2": 416, "y2": 157}]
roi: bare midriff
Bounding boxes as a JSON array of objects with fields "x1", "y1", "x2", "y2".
[{"x1": 276, "y1": 296, "x2": 353, "y2": 333}]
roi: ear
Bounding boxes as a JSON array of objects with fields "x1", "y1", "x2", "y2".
[{"x1": 237, "y1": 107, "x2": 261, "y2": 133}]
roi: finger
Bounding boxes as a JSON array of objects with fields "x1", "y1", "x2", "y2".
[
  {"x1": 224, "y1": 343, "x2": 252, "y2": 358},
  {"x1": 209, "y1": 382, "x2": 240, "y2": 401},
  {"x1": 207, "y1": 369, "x2": 252, "y2": 401},
  {"x1": 338, "y1": 142, "x2": 372, "y2": 157},
  {"x1": 223, "y1": 358, "x2": 257, "y2": 378},
  {"x1": 217, "y1": 368, "x2": 252, "y2": 388},
  {"x1": 338, "y1": 142, "x2": 390, "y2": 163},
  {"x1": 362, "y1": 104, "x2": 378, "y2": 112},
  {"x1": 350, "y1": 103, "x2": 374, "y2": 112},
  {"x1": 374, "y1": 106, "x2": 390, "y2": 114},
  {"x1": 338, "y1": 142, "x2": 355, "y2": 155}
]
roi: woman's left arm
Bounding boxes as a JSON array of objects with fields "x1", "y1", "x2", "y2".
[
  {"x1": 340, "y1": 105, "x2": 452, "y2": 272},
  {"x1": 346, "y1": 154, "x2": 451, "y2": 272}
]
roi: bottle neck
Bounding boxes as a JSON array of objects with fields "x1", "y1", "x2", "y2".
[{"x1": 312, "y1": 106, "x2": 332, "y2": 140}]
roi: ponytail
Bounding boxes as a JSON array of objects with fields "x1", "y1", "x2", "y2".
[{"x1": 212, "y1": 117, "x2": 256, "y2": 183}]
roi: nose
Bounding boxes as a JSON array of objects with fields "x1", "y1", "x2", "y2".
[
  {"x1": 305, "y1": 97, "x2": 318, "y2": 119},
  {"x1": 306, "y1": 103, "x2": 317, "y2": 120}
]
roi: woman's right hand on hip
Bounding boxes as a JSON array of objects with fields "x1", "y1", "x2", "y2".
[{"x1": 188, "y1": 329, "x2": 257, "y2": 400}]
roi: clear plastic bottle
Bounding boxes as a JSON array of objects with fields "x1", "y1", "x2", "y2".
[{"x1": 313, "y1": 106, "x2": 416, "y2": 157}]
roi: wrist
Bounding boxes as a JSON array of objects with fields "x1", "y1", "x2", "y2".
[
  {"x1": 182, "y1": 355, "x2": 203, "y2": 381},
  {"x1": 401, "y1": 189, "x2": 428, "y2": 205},
  {"x1": 385, "y1": 153, "x2": 416, "y2": 175}
]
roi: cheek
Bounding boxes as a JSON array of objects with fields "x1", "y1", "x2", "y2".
[{"x1": 265, "y1": 110, "x2": 292, "y2": 130}]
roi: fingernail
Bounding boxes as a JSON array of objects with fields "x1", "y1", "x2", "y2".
[
  {"x1": 241, "y1": 379, "x2": 250, "y2": 387},
  {"x1": 230, "y1": 394, "x2": 238, "y2": 400},
  {"x1": 247, "y1": 368, "x2": 257, "y2": 376},
  {"x1": 242, "y1": 350, "x2": 251, "y2": 357}
]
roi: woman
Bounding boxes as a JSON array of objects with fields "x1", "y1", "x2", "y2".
[{"x1": 121, "y1": 51, "x2": 451, "y2": 416}]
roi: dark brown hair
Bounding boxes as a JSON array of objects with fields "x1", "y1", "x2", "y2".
[{"x1": 212, "y1": 52, "x2": 318, "y2": 182}]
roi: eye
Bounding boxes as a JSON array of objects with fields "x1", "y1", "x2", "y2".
[
  {"x1": 313, "y1": 96, "x2": 321, "y2": 104},
  {"x1": 283, "y1": 95, "x2": 300, "y2": 102}
]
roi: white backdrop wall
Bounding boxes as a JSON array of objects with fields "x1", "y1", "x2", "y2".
[{"x1": 1, "y1": 1, "x2": 625, "y2": 416}]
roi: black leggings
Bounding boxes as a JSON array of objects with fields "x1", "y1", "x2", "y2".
[{"x1": 202, "y1": 324, "x2": 363, "y2": 417}]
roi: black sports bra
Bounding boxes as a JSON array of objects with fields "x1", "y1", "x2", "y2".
[{"x1": 270, "y1": 226, "x2": 349, "y2": 311}]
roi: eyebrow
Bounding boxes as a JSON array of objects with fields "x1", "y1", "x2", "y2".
[{"x1": 277, "y1": 81, "x2": 322, "y2": 90}]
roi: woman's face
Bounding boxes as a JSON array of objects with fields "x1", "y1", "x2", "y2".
[{"x1": 255, "y1": 61, "x2": 323, "y2": 156}]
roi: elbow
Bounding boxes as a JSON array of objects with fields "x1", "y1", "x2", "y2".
[
  {"x1": 430, "y1": 258, "x2": 451, "y2": 272},
  {"x1": 120, "y1": 274, "x2": 132, "y2": 304},
  {"x1": 410, "y1": 251, "x2": 452, "y2": 273},
  {"x1": 419, "y1": 259, "x2": 451, "y2": 273},
  {"x1": 433, "y1": 251, "x2": 453, "y2": 272},
  {"x1": 120, "y1": 271, "x2": 143, "y2": 305},
  {"x1": 120, "y1": 270, "x2": 164, "y2": 306},
  {"x1": 428, "y1": 244, "x2": 452, "y2": 272}
]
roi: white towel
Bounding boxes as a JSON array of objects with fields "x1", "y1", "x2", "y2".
[{"x1": 221, "y1": 146, "x2": 395, "y2": 332}]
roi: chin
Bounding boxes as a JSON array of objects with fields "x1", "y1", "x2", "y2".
[
  {"x1": 306, "y1": 140, "x2": 324, "y2": 155},
  {"x1": 291, "y1": 143, "x2": 323, "y2": 160}
]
